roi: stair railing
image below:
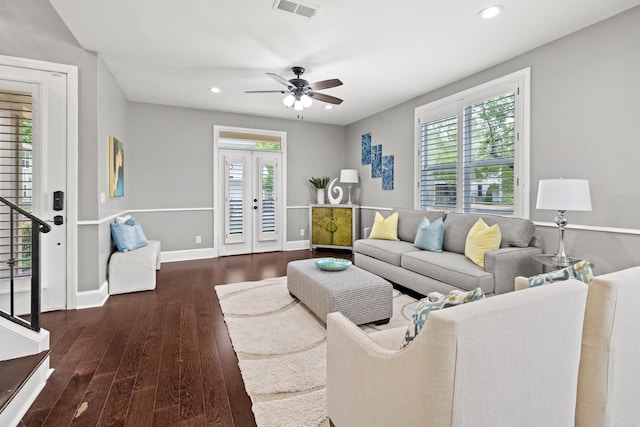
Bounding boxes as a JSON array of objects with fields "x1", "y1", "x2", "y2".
[{"x1": 0, "y1": 196, "x2": 51, "y2": 332}]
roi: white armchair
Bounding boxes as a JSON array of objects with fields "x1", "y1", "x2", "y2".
[
  {"x1": 576, "y1": 266, "x2": 640, "y2": 426},
  {"x1": 327, "y1": 282, "x2": 588, "y2": 427}
]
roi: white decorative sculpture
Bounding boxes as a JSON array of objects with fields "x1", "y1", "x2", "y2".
[{"x1": 327, "y1": 177, "x2": 344, "y2": 205}]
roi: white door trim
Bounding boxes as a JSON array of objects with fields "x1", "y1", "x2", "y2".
[
  {"x1": 0, "y1": 54, "x2": 79, "y2": 310},
  {"x1": 213, "y1": 125, "x2": 287, "y2": 257}
]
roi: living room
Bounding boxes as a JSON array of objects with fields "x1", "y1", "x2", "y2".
[
  {"x1": 2, "y1": 1, "x2": 639, "y2": 300},
  {"x1": 1, "y1": 0, "x2": 640, "y2": 425}
]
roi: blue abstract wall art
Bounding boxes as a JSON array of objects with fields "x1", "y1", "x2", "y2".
[
  {"x1": 371, "y1": 145, "x2": 382, "y2": 178},
  {"x1": 361, "y1": 132, "x2": 371, "y2": 165},
  {"x1": 382, "y1": 155, "x2": 394, "y2": 190}
]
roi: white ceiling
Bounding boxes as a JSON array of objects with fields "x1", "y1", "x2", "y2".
[{"x1": 49, "y1": 0, "x2": 640, "y2": 126}]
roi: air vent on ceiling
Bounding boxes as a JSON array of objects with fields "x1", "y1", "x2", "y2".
[{"x1": 273, "y1": 0, "x2": 319, "y2": 18}]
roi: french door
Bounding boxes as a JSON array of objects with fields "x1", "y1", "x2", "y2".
[
  {"x1": 219, "y1": 149, "x2": 282, "y2": 256},
  {"x1": 0, "y1": 64, "x2": 68, "y2": 312}
]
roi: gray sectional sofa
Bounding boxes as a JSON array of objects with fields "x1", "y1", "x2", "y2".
[{"x1": 354, "y1": 208, "x2": 543, "y2": 296}]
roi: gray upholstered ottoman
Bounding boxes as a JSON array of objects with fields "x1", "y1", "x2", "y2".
[{"x1": 287, "y1": 259, "x2": 393, "y2": 325}]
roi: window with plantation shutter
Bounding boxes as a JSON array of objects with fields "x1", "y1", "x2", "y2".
[
  {"x1": 415, "y1": 69, "x2": 530, "y2": 218},
  {"x1": 0, "y1": 90, "x2": 33, "y2": 279}
]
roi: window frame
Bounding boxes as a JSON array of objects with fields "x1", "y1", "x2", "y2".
[{"x1": 414, "y1": 68, "x2": 531, "y2": 218}]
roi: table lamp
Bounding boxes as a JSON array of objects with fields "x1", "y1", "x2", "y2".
[
  {"x1": 339, "y1": 169, "x2": 359, "y2": 205},
  {"x1": 536, "y1": 178, "x2": 591, "y2": 267}
]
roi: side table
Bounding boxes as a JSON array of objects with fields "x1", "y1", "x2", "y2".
[{"x1": 532, "y1": 254, "x2": 593, "y2": 271}]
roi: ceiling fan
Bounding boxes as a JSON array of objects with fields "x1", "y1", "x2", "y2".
[{"x1": 245, "y1": 66, "x2": 343, "y2": 111}]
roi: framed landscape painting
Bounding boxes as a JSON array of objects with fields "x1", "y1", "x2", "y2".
[{"x1": 109, "y1": 136, "x2": 124, "y2": 197}]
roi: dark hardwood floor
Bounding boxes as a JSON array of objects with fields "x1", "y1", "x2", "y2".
[{"x1": 20, "y1": 249, "x2": 350, "y2": 426}]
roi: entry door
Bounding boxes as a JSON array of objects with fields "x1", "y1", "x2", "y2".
[
  {"x1": 219, "y1": 149, "x2": 282, "y2": 256},
  {"x1": 0, "y1": 65, "x2": 68, "y2": 313}
]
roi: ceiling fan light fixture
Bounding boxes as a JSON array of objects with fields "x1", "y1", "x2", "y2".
[
  {"x1": 283, "y1": 94, "x2": 295, "y2": 107},
  {"x1": 301, "y1": 94, "x2": 312, "y2": 108},
  {"x1": 294, "y1": 99, "x2": 304, "y2": 111}
]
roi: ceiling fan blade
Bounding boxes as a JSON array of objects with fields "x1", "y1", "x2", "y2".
[
  {"x1": 245, "y1": 90, "x2": 288, "y2": 93},
  {"x1": 310, "y1": 92, "x2": 343, "y2": 105},
  {"x1": 266, "y1": 73, "x2": 294, "y2": 88},
  {"x1": 307, "y1": 79, "x2": 343, "y2": 91}
]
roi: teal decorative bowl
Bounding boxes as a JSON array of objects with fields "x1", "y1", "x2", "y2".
[{"x1": 315, "y1": 258, "x2": 352, "y2": 271}]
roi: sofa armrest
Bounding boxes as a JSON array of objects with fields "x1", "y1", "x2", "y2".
[{"x1": 484, "y1": 247, "x2": 543, "y2": 295}]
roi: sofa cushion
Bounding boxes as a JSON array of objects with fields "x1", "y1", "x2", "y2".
[
  {"x1": 393, "y1": 208, "x2": 445, "y2": 243},
  {"x1": 401, "y1": 250, "x2": 495, "y2": 294},
  {"x1": 464, "y1": 218, "x2": 501, "y2": 267},
  {"x1": 443, "y1": 213, "x2": 536, "y2": 254},
  {"x1": 414, "y1": 217, "x2": 444, "y2": 252},
  {"x1": 354, "y1": 238, "x2": 420, "y2": 267},
  {"x1": 369, "y1": 211, "x2": 399, "y2": 240}
]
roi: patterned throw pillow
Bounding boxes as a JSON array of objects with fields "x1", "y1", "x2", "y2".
[
  {"x1": 571, "y1": 259, "x2": 593, "y2": 284},
  {"x1": 400, "y1": 287, "x2": 486, "y2": 349},
  {"x1": 528, "y1": 266, "x2": 575, "y2": 288},
  {"x1": 527, "y1": 260, "x2": 593, "y2": 288}
]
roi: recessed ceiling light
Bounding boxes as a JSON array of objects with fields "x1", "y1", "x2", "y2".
[
  {"x1": 325, "y1": 105, "x2": 333, "y2": 110},
  {"x1": 478, "y1": 5, "x2": 503, "y2": 19},
  {"x1": 209, "y1": 87, "x2": 221, "y2": 93}
]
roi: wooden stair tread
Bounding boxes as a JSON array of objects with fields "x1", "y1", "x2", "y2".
[{"x1": 0, "y1": 350, "x2": 49, "y2": 413}]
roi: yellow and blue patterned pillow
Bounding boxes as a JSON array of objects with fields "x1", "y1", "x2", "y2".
[
  {"x1": 401, "y1": 287, "x2": 485, "y2": 349},
  {"x1": 528, "y1": 259, "x2": 593, "y2": 288}
]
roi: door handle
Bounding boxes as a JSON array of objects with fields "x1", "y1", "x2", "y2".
[{"x1": 46, "y1": 215, "x2": 64, "y2": 225}]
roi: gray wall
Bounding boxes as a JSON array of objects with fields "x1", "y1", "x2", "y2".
[
  {"x1": 346, "y1": 7, "x2": 640, "y2": 275},
  {"x1": 128, "y1": 102, "x2": 346, "y2": 251}
]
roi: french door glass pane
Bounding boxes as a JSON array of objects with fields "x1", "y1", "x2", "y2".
[
  {"x1": 0, "y1": 90, "x2": 33, "y2": 279},
  {"x1": 260, "y1": 163, "x2": 275, "y2": 233},
  {"x1": 227, "y1": 160, "x2": 244, "y2": 236}
]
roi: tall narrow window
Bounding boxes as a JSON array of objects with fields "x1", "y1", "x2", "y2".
[
  {"x1": 415, "y1": 69, "x2": 529, "y2": 217},
  {"x1": 0, "y1": 90, "x2": 33, "y2": 279}
]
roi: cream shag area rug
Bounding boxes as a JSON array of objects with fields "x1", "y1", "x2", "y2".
[{"x1": 215, "y1": 276, "x2": 418, "y2": 427}]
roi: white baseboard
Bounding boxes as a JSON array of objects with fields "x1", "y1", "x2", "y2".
[
  {"x1": 76, "y1": 280, "x2": 109, "y2": 309},
  {"x1": 160, "y1": 248, "x2": 217, "y2": 263},
  {"x1": 0, "y1": 318, "x2": 49, "y2": 361},
  {"x1": 285, "y1": 240, "x2": 310, "y2": 251}
]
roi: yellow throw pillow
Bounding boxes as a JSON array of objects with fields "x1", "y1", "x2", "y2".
[
  {"x1": 465, "y1": 218, "x2": 501, "y2": 267},
  {"x1": 369, "y1": 211, "x2": 399, "y2": 240}
]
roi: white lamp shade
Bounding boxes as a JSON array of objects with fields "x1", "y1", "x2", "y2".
[
  {"x1": 340, "y1": 169, "x2": 359, "y2": 184},
  {"x1": 536, "y1": 179, "x2": 592, "y2": 211}
]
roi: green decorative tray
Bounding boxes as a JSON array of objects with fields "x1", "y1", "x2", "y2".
[{"x1": 315, "y1": 258, "x2": 352, "y2": 271}]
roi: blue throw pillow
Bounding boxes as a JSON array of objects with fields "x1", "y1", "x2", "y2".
[
  {"x1": 110, "y1": 220, "x2": 147, "y2": 252},
  {"x1": 125, "y1": 218, "x2": 148, "y2": 245},
  {"x1": 413, "y1": 217, "x2": 444, "y2": 252}
]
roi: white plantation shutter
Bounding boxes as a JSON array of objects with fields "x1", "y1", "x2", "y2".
[
  {"x1": 225, "y1": 156, "x2": 246, "y2": 243},
  {"x1": 420, "y1": 115, "x2": 458, "y2": 210},
  {"x1": 0, "y1": 90, "x2": 33, "y2": 279},
  {"x1": 417, "y1": 71, "x2": 526, "y2": 216},
  {"x1": 461, "y1": 92, "x2": 515, "y2": 214},
  {"x1": 258, "y1": 159, "x2": 277, "y2": 241}
]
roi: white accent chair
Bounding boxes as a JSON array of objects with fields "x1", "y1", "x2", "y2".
[
  {"x1": 575, "y1": 266, "x2": 640, "y2": 426},
  {"x1": 327, "y1": 282, "x2": 588, "y2": 427}
]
